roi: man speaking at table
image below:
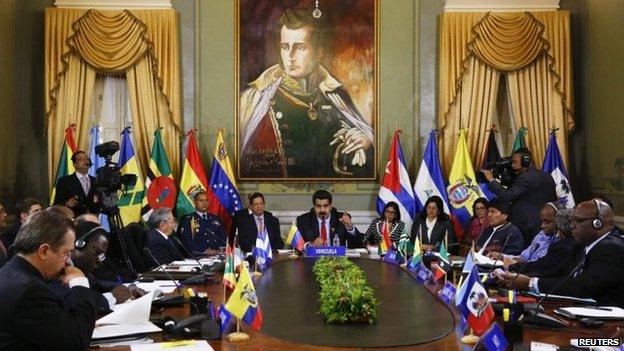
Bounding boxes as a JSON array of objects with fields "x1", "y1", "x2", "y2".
[
  {"x1": 297, "y1": 190, "x2": 365, "y2": 248},
  {"x1": 0, "y1": 209, "x2": 101, "y2": 350}
]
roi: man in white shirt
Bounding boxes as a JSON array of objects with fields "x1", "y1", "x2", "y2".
[{"x1": 53, "y1": 151, "x2": 100, "y2": 217}]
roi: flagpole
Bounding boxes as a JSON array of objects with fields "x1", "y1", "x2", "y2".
[
  {"x1": 227, "y1": 318, "x2": 250, "y2": 341},
  {"x1": 460, "y1": 328, "x2": 479, "y2": 344}
]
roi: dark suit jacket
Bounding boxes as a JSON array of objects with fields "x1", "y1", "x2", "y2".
[
  {"x1": 0, "y1": 256, "x2": 101, "y2": 350},
  {"x1": 509, "y1": 236, "x2": 578, "y2": 275},
  {"x1": 48, "y1": 274, "x2": 119, "y2": 314},
  {"x1": 177, "y1": 212, "x2": 227, "y2": 254},
  {"x1": 53, "y1": 172, "x2": 100, "y2": 216},
  {"x1": 488, "y1": 167, "x2": 556, "y2": 241},
  {"x1": 475, "y1": 222, "x2": 524, "y2": 255},
  {"x1": 296, "y1": 208, "x2": 365, "y2": 248},
  {"x1": 232, "y1": 210, "x2": 284, "y2": 253},
  {"x1": 410, "y1": 216, "x2": 456, "y2": 251},
  {"x1": 1, "y1": 222, "x2": 20, "y2": 249},
  {"x1": 0, "y1": 250, "x2": 6, "y2": 269},
  {"x1": 537, "y1": 233, "x2": 624, "y2": 307},
  {"x1": 146, "y1": 229, "x2": 183, "y2": 266}
]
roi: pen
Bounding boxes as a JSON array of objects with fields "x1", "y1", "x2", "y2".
[{"x1": 586, "y1": 306, "x2": 612, "y2": 311}]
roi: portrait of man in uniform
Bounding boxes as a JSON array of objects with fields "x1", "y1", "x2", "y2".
[{"x1": 237, "y1": 0, "x2": 377, "y2": 180}]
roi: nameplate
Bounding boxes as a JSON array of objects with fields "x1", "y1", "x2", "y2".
[
  {"x1": 305, "y1": 246, "x2": 346, "y2": 257},
  {"x1": 382, "y1": 249, "x2": 405, "y2": 266},
  {"x1": 414, "y1": 265, "x2": 432, "y2": 284},
  {"x1": 437, "y1": 281, "x2": 457, "y2": 305}
]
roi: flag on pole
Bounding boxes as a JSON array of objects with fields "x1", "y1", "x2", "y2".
[
  {"x1": 177, "y1": 129, "x2": 210, "y2": 217},
  {"x1": 458, "y1": 265, "x2": 495, "y2": 335},
  {"x1": 512, "y1": 127, "x2": 528, "y2": 153},
  {"x1": 117, "y1": 127, "x2": 145, "y2": 225},
  {"x1": 225, "y1": 264, "x2": 263, "y2": 331},
  {"x1": 223, "y1": 244, "x2": 236, "y2": 290},
  {"x1": 477, "y1": 129, "x2": 499, "y2": 201},
  {"x1": 207, "y1": 130, "x2": 242, "y2": 233},
  {"x1": 218, "y1": 304, "x2": 233, "y2": 334},
  {"x1": 141, "y1": 129, "x2": 177, "y2": 222},
  {"x1": 378, "y1": 221, "x2": 392, "y2": 254},
  {"x1": 447, "y1": 130, "x2": 486, "y2": 231},
  {"x1": 397, "y1": 227, "x2": 414, "y2": 257},
  {"x1": 88, "y1": 124, "x2": 105, "y2": 177},
  {"x1": 542, "y1": 131, "x2": 575, "y2": 208},
  {"x1": 285, "y1": 223, "x2": 304, "y2": 251},
  {"x1": 413, "y1": 130, "x2": 451, "y2": 215},
  {"x1": 377, "y1": 130, "x2": 416, "y2": 233},
  {"x1": 50, "y1": 124, "x2": 78, "y2": 205},
  {"x1": 253, "y1": 227, "x2": 273, "y2": 272},
  {"x1": 406, "y1": 235, "x2": 422, "y2": 270}
]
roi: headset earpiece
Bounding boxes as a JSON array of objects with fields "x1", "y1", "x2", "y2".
[
  {"x1": 592, "y1": 199, "x2": 604, "y2": 230},
  {"x1": 520, "y1": 153, "x2": 531, "y2": 168},
  {"x1": 75, "y1": 226, "x2": 104, "y2": 250}
]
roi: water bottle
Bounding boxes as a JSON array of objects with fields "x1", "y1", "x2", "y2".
[{"x1": 332, "y1": 234, "x2": 341, "y2": 246}]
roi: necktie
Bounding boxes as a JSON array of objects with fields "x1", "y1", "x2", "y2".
[
  {"x1": 80, "y1": 175, "x2": 89, "y2": 195},
  {"x1": 320, "y1": 219, "x2": 327, "y2": 245},
  {"x1": 202, "y1": 214, "x2": 207, "y2": 221},
  {"x1": 572, "y1": 250, "x2": 587, "y2": 278},
  {"x1": 256, "y1": 216, "x2": 264, "y2": 232}
]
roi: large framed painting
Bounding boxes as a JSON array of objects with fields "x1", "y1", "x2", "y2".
[{"x1": 236, "y1": 0, "x2": 378, "y2": 180}]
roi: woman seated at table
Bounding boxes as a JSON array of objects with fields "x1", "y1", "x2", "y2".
[
  {"x1": 410, "y1": 195, "x2": 456, "y2": 253},
  {"x1": 363, "y1": 202, "x2": 405, "y2": 247},
  {"x1": 462, "y1": 197, "x2": 489, "y2": 246}
]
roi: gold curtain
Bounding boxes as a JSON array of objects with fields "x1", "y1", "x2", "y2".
[
  {"x1": 45, "y1": 8, "x2": 181, "y2": 187},
  {"x1": 438, "y1": 11, "x2": 574, "y2": 173}
]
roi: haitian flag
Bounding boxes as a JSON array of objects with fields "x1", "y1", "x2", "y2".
[
  {"x1": 447, "y1": 130, "x2": 486, "y2": 231},
  {"x1": 142, "y1": 129, "x2": 177, "y2": 222},
  {"x1": 117, "y1": 127, "x2": 145, "y2": 225},
  {"x1": 376, "y1": 130, "x2": 416, "y2": 233},
  {"x1": 458, "y1": 265, "x2": 495, "y2": 335},
  {"x1": 207, "y1": 130, "x2": 242, "y2": 233},
  {"x1": 542, "y1": 131, "x2": 575, "y2": 208},
  {"x1": 177, "y1": 129, "x2": 209, "y2": 217},
  {"x1": 225, "y1": 264, "x2": 263, "y2": 330},
  {"x1": 50, "y1": 124, "x2": 77, "y2": 205},
  {"x1": 285, "y1": 223, "x2": 304, "y2": 251}
]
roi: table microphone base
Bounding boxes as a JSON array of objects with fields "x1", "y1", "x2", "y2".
[{"x1": 228, "y1": 331, "x2": 250, "y2": 342}]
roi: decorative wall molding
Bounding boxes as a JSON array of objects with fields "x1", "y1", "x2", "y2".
[
  {"x1": 443, "y1": 0, "x2": 559, "y2": 12},
  {"x1": 55, "y1": 0, "x2": 171, "y2": 9}
]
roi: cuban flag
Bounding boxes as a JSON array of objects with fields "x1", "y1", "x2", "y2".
[
  {"x1": 253, "y1": 227, "x2": 273, "y2": 272},
  {"x1": 458, "y1": 265, "x2": 495, "y2": 335},
  {"x1": 376, "y1": 131, "x2": 416, "y2": 233},
  {"x1": 542, "y1": 131, "x2": 575, "y2": 208},
  {"x1": 413, "y1": 130, "x2": 451, "y2": 216}
]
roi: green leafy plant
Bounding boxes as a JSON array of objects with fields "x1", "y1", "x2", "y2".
[{"x1": 312, "y1": 257, "x2": 378, "y2": 324}]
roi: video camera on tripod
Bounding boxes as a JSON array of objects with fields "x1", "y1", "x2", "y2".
[{"x1": 94, "y1": 141, "x2": 137, "y2": 215}]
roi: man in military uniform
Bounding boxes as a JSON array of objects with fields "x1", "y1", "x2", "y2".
[
  {"x1": 177, "y1": 191, "x2": 227, "y2": 255},
  {"x1": 240, "y1": 7, "x2": 374, "y2": 178}
]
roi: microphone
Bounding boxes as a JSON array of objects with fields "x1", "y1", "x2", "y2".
[
  {"x1": 487, "y1": 231, "x2": 512, "y2": 274},
  {"x1": 522, "y1": 273, "x2": 572, "y2": 328},
  {"x1": 142, "y1": 246, "x2": 182, "y2": 293},
  {"x1": 172, "y1": 236, "x2": 209, "y2": 273}
]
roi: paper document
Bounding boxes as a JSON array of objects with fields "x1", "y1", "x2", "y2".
[
  {"x1": 473, "y1": 252, "x2": 504, "y2": 266},
  {"x1": 525, "y1": 292, "x2": 597, "y2": 304},
  {"x1": 130, "y1": 280, "x2": 178, "y2": 294},
  {"x1": 277, "y1": 249, "x2": 292, "y2": 254},
  {"x1": 558, "y1": 306, "x2": 624, "y2": 319},
  {"x1": 131, "y1": 340, "x2": 214, "y2": 351},
  {"x1": 92, "y1": 291, "x2": 162, "y2": 340}
]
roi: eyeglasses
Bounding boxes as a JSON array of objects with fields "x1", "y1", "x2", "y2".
[{"x1": 572, "y1": 216, "x2": 595, "y2": 224}]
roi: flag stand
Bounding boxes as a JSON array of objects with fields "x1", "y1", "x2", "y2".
[
  {"x1": 460, "y1": 328, "x2": 479, "y2": 344},
  {"x1": 227, "y1": 319, "x2": 250, "y2": 341},
  {"x1": 289, "y1": 247, "x2": 298, "y2": 258},
  {"x1": 252, "y1": 259, "x2": 262, "y2": 280}
]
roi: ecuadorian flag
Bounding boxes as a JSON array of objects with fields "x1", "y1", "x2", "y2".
[
  {"x1": 207, "y1": 130, "x2": 242, "y2": 233},
  {"x1": 50, "y1": 124, "x2": 78, "y2": 205},
  {"x1": 446, "y1": 129, "x2": 485, "y2": 230},
  {"x1": 177, "y1": 129, "x2": 209, "y2": 217},
  {"x1": 117, "y1": 127, "x2": 145, "y2": 225},
  {"x1": 225, "y1": 263, "x2": 262, "y2": 330}
]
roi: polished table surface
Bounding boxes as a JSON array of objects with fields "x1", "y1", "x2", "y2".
[{"x1": 94, "y1": 255, "x2": 623, "y2": 351}]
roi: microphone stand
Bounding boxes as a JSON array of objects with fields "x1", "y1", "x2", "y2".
[
  {"x1": 142, "y1": 247, "x2": 182, "y2": 293},
  {"x1": 172, "y1": 236, "x2": 217, "y2": 285}
]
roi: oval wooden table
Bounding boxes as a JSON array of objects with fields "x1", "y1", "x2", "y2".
[{"x1": 94, "y1": 255, "x2": 623, "y2": 351}]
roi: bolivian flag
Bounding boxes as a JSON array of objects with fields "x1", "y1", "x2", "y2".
[
  {"x1": 117, "y1": 127, "x2": 145, "y2": 225},
  {"x1": 50, "y1": 124, "x2": 78, "y2": 205},
  {"x1": 176, "y1": 129, "x2": 209, "y2": 217}
]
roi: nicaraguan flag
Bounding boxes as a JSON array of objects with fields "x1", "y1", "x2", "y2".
[
  {"x1": 413, "y1": 130, "x2": 451, "y2": 216},
  {"x1": 253, "y1": 228, "x2": 273, "y2": 272},
  {"x1": 542, "y1": 131, "x2": 575, "y2": 208},
  {"x1": 377, "y1": 131, "x2": 416, "y2": 233}
]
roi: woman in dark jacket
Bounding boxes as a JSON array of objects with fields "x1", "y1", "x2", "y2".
[
  {"x1": 410, "y1": 195, "x2": 456, "y2": 252},
  {"x1": 364, "y1": 202, "x2": 405, "y2": 248}
]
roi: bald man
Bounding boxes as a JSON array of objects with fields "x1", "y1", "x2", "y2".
[{"x1": 501, "y1": 200, "x2": 624, "y2": 307}]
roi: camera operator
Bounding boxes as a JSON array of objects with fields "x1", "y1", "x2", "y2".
[
  {"x1": 481, "y1": 147, "x2": 556, "y2": 245},
  {"x1": 53, "y1": 151, "x2": 100, "y2": 217}
]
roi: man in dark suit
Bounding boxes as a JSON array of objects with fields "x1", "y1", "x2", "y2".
[
  {"x1": 502, "y1": 200, "x2": 624, "y2": 307},
  {"x1": 232, "y1": 192, "x2": 284, "y2": 253},
  {"x1": 177, "y1": 191, "x2": 227, "y2": 255},
  {"x1": 483, "y1": 147, "x2": 557, "y2": 244},
  {"x1": 475, "y1": 199, "x2": 524, "y2": 256},
  {"x1": 146, "y1": 207, "x2": 183, "y2": 266},
  {"x1": 0, "y1": 201, "x2": 7, "y2": 268},
  {"x1": 296, "y1": 190, "x2": 364, "y2": 248},
  {"x1": 0, "y1": 209, "x2": 101, "y2": 350},
  {"x1": 1, "y1": 197, "x2": 42, "y2": 250},
  {"x1": 53, "y1": 150, "x2": 100, "y2": 217}
]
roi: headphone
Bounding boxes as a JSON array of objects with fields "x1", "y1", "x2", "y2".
[
  {"x1": 515, "y1": 148, "x2": 532, "y2": 168},
  {"x1": 75, "y1": 226, "x2": 105, "y2": 249},
  {"x1": 592, "y1": 199, "x2": 606, "y2": 230}
]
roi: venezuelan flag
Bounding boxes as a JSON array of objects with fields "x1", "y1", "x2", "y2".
[
  {"x1": 225, "y1": 264, "x2": 262, "y2": 330},
  {"x1": 50, "y1": 125, "x2": 78, "y2": 205},
  {"x1": 446, "y1": 129, "x2": 485, "y2": 230},
  {"x1": 117, "y1": 127, "x2": 145, "y2": 225},
  {"x1": 285, "y1": 223, "x2": 304, "y2": 251},
  {"x1": 207, "y1": 130, "x2": 242, "y2": 233},
  {"x1": 176, "y1": 129, "x2": 209, "y2": 217}
]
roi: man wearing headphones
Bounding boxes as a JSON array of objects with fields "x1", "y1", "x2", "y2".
[
  {"x1": 501, "y1": 200, "x2": 624, "y2": 307},
  {"x1": 53, "y1": 150, "x2": 100, "y2": 217},
  {"x1": 482, "y1": 147, "x2": 557, "y2": 245}
]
